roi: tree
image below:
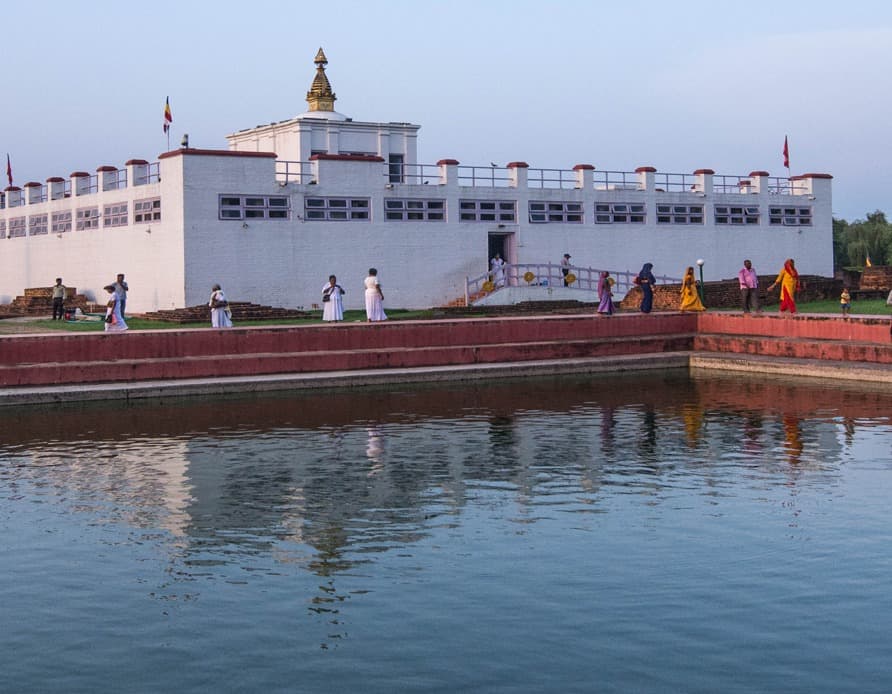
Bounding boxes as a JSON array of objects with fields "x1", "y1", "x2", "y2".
[
  {"x1": 833, "y1": 217, "x2": 850, "y2": 269},
  {"x1": 833, "y1": 211, "x2": 892, "y2": 270}
]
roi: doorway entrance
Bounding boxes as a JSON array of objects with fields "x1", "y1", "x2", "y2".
[{"x1": 488, "y1": 232, "x2": 514, "y2": 273}]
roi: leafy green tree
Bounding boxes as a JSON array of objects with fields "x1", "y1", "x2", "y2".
[
  {"x1": 833, "y1": 211, "x2": 891, "y2": 269},
  {"x1": 833, "y1": 217, "x2": 850, "y2": 269}
]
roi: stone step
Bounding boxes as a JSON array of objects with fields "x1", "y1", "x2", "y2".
[
  {"x1": 0, "y1": 334, "x2": 694, "y2": 387},
  {"x1": 694, "y1": 333, "x2": 892, "y2": 363}
]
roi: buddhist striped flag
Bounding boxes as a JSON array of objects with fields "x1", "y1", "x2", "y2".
[
  {"x1": 163, "y1": 97, "x2": 172, "y2": 134},
  {"x1": 782, "y1": 136, "x2": 790, "y2": 169},
  {"x1": 5, "y1": 153, "x2": 11, "y2": 186}
]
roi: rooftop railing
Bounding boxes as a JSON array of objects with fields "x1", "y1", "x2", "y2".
[
  {"x1": 276, "y1": 160, "x2": 314, "y2": 184},
  {"x1": 456, "y1": 165, "x2": 512, "y2": 187}
]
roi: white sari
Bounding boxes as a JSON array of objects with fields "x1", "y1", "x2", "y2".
[
  {"x1": 209, "y1": 289, "x2": 233, "y2": 328},
  {"x1": 364, "y1": 275, "x2": 387, "y2": 321},
  {"x1": 322, "y1": 282, "x2": 345, "y2": 321}
]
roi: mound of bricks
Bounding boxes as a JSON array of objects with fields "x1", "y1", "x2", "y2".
[{"x1": 141, "y1": 302, "x2": 311, "y2": 323}]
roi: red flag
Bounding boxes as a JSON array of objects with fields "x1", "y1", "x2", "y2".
[
  {"x1": 163, "y1": 97, "x2": 172, "y2": 134},
  {"x1": 782, "y1": 136, "x2": 790, "y2": 169},
  {"x1": 5, "y1": 153, "x2": 11, "y2": 186}
]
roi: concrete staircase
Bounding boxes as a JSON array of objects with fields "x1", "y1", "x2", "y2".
[
  {"x1": 0, "y1": 312, "x2": 889, "y2": 392},
  {"x1": 0, "y1": 314, "x2": 696, "y2": 388}
]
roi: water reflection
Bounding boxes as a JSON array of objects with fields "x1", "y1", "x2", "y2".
[{"x1": 2, "y1": 372, "x2": 891, "y2": 588}]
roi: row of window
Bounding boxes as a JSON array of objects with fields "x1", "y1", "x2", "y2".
[{"x1": 0, "y1": 198, "x2": 161, "y2": 237}]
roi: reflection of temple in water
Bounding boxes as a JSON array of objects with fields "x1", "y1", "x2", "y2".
[{"x1": 1, "y1": 372, "x2": 888, "y2": 582}]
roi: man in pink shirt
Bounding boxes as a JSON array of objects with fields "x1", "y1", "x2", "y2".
[{"x1": 738, "y1": 259, "x2": 760, "y2": 313}]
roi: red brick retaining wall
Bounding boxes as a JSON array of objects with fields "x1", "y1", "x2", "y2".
[{"x1": 0, "y1": 312, "x2": 888, "y2": 389}]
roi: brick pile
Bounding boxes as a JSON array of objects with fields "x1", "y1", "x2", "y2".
[
  {"x1": 142, "y1": 302, "x2": 311, "y2": 323},
  {"x1": 0, "y1": 287, "x2": 91, "y2": 318},
  {"x1": 859, "y1": 266, "x2": 892, "y2": 291}
]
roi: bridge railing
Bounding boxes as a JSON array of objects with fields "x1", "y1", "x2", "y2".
[{"x1": 466, "y1": 263, "x2": 682, "y2": 305}]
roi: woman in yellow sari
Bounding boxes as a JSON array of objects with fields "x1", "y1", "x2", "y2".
[
  {"x1": 768, "y1": 258, "x2": 800, "y2": 313},
  {"x1": 679, "y1": 266, "x2": 705, "y2": 311}
]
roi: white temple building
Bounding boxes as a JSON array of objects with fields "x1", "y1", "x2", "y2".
[{"x1": 0, "y1": 48, "x2": 833, "y2": 313}]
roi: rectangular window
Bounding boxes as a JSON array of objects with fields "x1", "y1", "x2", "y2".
[
  {"x1": 715, "y1": 205, "x2": 759, "y2": 225},
  {"x1": 656, "y1": 204, "x2": 703, "y2": 224},
  {"x1": 29, "y1": 214, "x2": 49, "y2": 236},
  {"x1": 9, "y1": 216, "x2": 26, "y2": 238},
  {"x1": 388, "y1": 154, "x2": 404, "y2": 184},
  {"x1": 529, "y1": 201, "x2": 584, "y2": 223},
  {"x1": 218, "y1": 194, "x2": 290, "y2": 220},
  {"x1": 0, "y1": 218, "x2": 6, "y2": 239},
  {"x1": 29, "y1": 214, "x2": 48, "y2": 236},
  {"x1": 51, "y1": 210, "x2": 72, "y2": 233},
  {"x1": 103, "y1": 202, "x2": 128, "y2": 228},
  {"x1": 303, "y1": 197, "x2": 370, "y2": 221},
  {"x1": 134, "y1": 198, "x2": 161, "y2": 223},
  {"x1": 769, "y1": 206, "x2": 812, "y2": 226},
  {"x1": 76, "y1": 207, "x2": 100, "y2": 231},
  {"x1": 458, "y1": 200, "x2": 516, "y2": 223},
  {"x1": 384, "y1": 199, "x2": 446, "y2": 221},
  {"x1": 594, "y1": 202, "x2": 645, "y2": 224}
]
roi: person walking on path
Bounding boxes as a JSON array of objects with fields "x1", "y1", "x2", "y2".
[
  {"x1": 364, "y1": 268, "x2": 387, "y2": 322},
  {"x1": 597, "y1": 271, "x2": 614, "y2": 316},
  {"x1": 636, "y1": 263, "x2": 656, "y2": 313},
  {"x1": 767, "y1": 258, "x2": 800, "y2": 314},
  {"x1": 490, "y1": 253, "x2": 506, "y2": 288},
  {"x1": 679, "y1": 266, "x2": 706, "y2": 312},
  {"x1": 738, "y1": 259, "x2": 760, "y2": 313},
  {"x1": 103, "y1": 284, "x2": 128, "y2": 332},
  {"x1": 51, "y1": 278, "x2": 66, "y2": 320},
  {"x1": 561, "y1": 254, "x2": 572, "y2": 286},
  {"x1": 114, "y1": 273, "x2": 129, "y2": 318},
  {"x1": 209, "y1": 283, "x2": 233, "y2": 328}
]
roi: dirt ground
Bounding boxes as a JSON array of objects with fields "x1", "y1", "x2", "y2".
[{"x1": 0, "y1": 316, "x2": 57, "y2": 335}]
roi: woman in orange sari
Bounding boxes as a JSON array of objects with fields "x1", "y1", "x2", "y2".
[
  {"x1": 679, "y1": 266, "x2": 705, "y2": 311},
  {"x1": 768, "y1": 258, "x2": 800, "y2": 313}
]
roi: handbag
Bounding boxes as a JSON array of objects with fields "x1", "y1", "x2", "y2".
[{"x1": 322, "y1": 292, "x2": 331, "y2": 303}]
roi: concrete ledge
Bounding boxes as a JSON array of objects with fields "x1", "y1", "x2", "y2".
[
  {"x1": 0, "y1": 353, "x2": 690, "y2": 407},
  {"x1": 690, "y1": 353, "x2": 892, "y2": 385}
]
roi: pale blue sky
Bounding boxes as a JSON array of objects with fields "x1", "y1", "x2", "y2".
[{"x1": 2, "y1": 0, "x2": 890, "y2": 220}]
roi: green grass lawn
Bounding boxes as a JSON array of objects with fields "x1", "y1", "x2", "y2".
[
  {"x1": 795, "y1": 298, "x2": 890, "y2": 315},
  {"x1": 17, "y1": 300, "x2": 889, "y2": 333},
  {"x1": 24, "y1": 308, "x2": 439, "y2": 332}
]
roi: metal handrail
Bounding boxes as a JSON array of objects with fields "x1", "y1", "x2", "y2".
[{"x1": 466, "y1": 262, "x2": 682, "y2": 305}]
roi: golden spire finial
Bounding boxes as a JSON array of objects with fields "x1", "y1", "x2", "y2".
[{"x1": 306, "y1": 47, "x2": 336, "y2": 112}]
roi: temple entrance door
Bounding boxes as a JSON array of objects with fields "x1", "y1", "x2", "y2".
[{"x1": 488, "y1": 232, "x2": 515, "y2": 279}]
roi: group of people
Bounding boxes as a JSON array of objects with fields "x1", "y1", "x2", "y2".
[
  {"x1": 629, "y1": 258, "x2": 808, "y2": 315},
  {"x1": 58, "y1": 254, "x2": 844, "y2": 332},
  {"x1": 320, "y1": 268, "x2": 387, "y2": 323},
  {"x1": 206, "y1": 268, "x2": 386, "y2": 329}
]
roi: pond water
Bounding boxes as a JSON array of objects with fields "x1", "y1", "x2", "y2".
[{"x1": 1, "y1": 372, "x2": 891, "y2": 693}]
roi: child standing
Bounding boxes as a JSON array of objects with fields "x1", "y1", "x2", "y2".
[{"x1": 840, "y1": 287, "x2": 851, "y2": 320}]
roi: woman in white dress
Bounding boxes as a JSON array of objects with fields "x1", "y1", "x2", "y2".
[
  {"x1": 209, "y1": 284, "x2": 233, "y2": 328},
  {"x1": 364, "y1": 268, "x2": 387, "y2": 322},
  {"x1": 103, "y1": 284, "x2": 128, "y2": 332},
  {"x1": 322, "y1": 275, "x2": 345, "y2": 321},
  {"x1": 490, "y1": 253, "x2": 506, "y2": 288}
]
